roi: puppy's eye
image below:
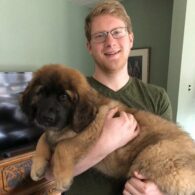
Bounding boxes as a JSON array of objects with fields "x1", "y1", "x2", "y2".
[{"x1": 59, "y1": 93, "x2": 68, "y2": 101}]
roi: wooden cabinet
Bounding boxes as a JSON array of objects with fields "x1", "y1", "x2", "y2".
[{"x1": 0, "y1": 151, "x2": 56, "y2": 195}]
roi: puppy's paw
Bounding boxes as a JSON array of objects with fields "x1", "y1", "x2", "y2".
[
  {"x1": 31, "y1": 159, "x2": 48, "y2": 181},
  {"x1": 55, "y1": 176, "x2": 73, "y2": 192}
]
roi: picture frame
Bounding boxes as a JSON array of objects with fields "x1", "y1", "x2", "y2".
[{"x1": 128, "y1": 48, "x2": 150, "y2": 83}]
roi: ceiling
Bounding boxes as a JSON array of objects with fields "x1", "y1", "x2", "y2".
[
  {"x1": 70, "y1": 0, "x2": 123, "y2": 7},
  {"x1": 70, "y1": 0, "x2": 102, "y2": 7}
]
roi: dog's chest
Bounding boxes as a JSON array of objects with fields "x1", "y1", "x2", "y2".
[
  {"x1": 46, "y1": 129, "x2": 77, "y2": 149},
  {"x1": 46, "y1": 131, "x2": 59, "y2": 149}
]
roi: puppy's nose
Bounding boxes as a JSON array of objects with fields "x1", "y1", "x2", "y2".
[{"x1": 42, "y1": 113, "x2": 55, "y2": 126}]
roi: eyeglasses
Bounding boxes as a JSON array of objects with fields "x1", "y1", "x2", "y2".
[{"x1": 91, "y1": 27, "x2": 128, "y2": 43}]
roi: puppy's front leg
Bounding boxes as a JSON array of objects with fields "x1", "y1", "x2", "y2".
[
  {"x1": 53, "y1": 106, "x2": 107, "y2": 192},
  {"x1": 31, "y1": 133, "x2": 51, "y2": 181},
  {"x1": 52, "y1": 140, "x2": 74, "y2": 192}
]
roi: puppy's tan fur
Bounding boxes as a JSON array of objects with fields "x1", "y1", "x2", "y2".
[{"x1": 21, "y1": 64, "x2": 195, "y2": 195}]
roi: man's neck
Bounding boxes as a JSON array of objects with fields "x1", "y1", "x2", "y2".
[{"x1": 93, "y1": 68, "x2": 130, "y2": 92}]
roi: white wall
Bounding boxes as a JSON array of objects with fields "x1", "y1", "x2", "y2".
[
  {"x1": 168, "y1": 0, "x2": 195, "y2": 138},
  {"x1": 0, "y1": 0, "x2": 93, "y2": 75},
  {"x1": 177, "y1": 0, "x2": 195, "y2": 136}
]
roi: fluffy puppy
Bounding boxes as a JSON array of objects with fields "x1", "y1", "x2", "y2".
[{"x1": 20, "y1": 64, "x2": 195, "y2": 195}]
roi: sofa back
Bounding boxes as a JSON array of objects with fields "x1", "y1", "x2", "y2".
[{"x1": 0, "y1": 72, "x2": 43, "y2": 159}]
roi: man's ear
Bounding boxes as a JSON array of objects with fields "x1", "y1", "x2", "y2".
[
  {"x1": 129, "y1": 32, "x2": 134, "y2": 48},
  {"x1": 86, "y1": 41, "x2": 92, "y2": 54}
]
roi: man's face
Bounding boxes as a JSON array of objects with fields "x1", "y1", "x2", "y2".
[{"x1": 87, "y1": 14, "x2": 134, "y2": 73}]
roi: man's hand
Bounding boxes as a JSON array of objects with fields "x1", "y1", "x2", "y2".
[
  {"x1": 123, "y1": 172, "x2": 164, "y2": 195},
  {"x1": 100, "y1": 107, "x2": 139, "y2": 153}
]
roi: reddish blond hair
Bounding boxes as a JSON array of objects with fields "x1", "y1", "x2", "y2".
[{"x1": 85, "y1": 0, "x2": 132, "y2": 42}]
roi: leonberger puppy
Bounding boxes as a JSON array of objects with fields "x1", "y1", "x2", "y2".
[{"x1": 20, "y1": 64, "x2": 195, "y2": 195}]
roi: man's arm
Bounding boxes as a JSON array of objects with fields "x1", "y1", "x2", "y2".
[{"x1": 74, "y1": 107, "x2": 139, "y2": 175}]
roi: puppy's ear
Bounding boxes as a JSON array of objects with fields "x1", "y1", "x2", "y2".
[
  {"x1": 72, "y1": 91, "x2": 98, "y2": 133},
  {"x1": 19, "y1": 81, "x2": 38, "y2": 120},
  {"x1": 19, "y1": 91, "x2": 31, "y2": 118}
]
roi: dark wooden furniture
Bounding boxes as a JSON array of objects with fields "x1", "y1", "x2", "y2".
[{"x1": 0, "y1": 151, "x2": 56, "y2": 195}]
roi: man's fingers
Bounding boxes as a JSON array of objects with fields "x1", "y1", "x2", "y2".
[
  {"x1": 133, "y1": 171, "x2": 147, "y2": 180},
  {"x1": 106, "y1": 107, "x2": 119, "y2": 118},
  {"x1": 127, "y1": 113, "x2": 137, "y2": 127}
]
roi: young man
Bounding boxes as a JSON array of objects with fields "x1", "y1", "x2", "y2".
[{"x1": 51, "y1": 0, "x2": 172, "y2": 194}]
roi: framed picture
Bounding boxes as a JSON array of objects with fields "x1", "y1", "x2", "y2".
[{"x1": 128, "y1": 48, "x2": 150, "y2": 83}]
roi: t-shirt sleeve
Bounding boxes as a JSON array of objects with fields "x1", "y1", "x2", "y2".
[{"x1": 156, "y1": 88, "x2": 173, "y2": 121}]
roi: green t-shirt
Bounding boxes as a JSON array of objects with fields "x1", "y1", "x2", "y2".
[
  {"x1": 88, "y1": 77, "x2": 172, "y2": 120},
  {"x1": 65, "y1": 77, "x2": 172, "y2": 195}
]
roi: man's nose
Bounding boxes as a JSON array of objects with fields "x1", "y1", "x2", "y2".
[{"x1": 104, "y1": 33, "x2": 116, "y2": 45}]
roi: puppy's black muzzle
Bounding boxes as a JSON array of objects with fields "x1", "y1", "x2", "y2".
[
  {"x1": 35, "y1": 95, "x2": 72, "y2": 130},
  {"x1": 40, "y1": 110, "x2": 56, "y2": 127},
  {"x1": 37, "y1": 101, "x2": 59, "y2": 128}
]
